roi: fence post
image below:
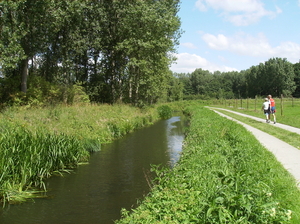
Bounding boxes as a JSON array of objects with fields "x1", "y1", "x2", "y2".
[
  {"x1": 247, "y1": 98, "x2": 249, "y2": 110},
  {"x1": 281, "y1": 94, "x2": 283, "y2": 116}
]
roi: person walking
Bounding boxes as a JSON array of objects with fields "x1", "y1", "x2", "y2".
[
  {"x1": 268, "y1": 95, "x2": 276, "y2": 124},
  {"x1": 262, "y1": 98, "x2": 270, "y2": 123}
]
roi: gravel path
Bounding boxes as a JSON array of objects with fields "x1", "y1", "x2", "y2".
[{"x1": 207, "y1": 107, "x2": 300, "y2": 187}]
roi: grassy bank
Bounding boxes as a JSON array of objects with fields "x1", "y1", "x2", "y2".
[
  {"x1": 117, "y1": 105, "x2": 300, "y2": 223},
  {"x1": 0, "y1": 103, "x2": 162, "y2": 205}
]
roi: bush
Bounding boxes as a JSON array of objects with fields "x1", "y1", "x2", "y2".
[{"x1": 157, "y1": 105, "x2": 172, "y2": 119}]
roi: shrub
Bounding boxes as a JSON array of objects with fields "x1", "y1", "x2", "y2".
[{"x1": 157, "y1": 105, "x2": 172, "y2": 119}]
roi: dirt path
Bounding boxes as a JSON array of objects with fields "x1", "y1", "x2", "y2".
[{"x1": 207, "y1": 107, "x2": 300, "y2": 187}]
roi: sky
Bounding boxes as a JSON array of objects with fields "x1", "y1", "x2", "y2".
[{"x1": 170, "y1": 0, "x2": 300, "y2": 74}]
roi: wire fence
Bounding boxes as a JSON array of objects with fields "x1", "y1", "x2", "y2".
[{"x1": 211, "y1": 95, "x2": 300, "y2": 116}]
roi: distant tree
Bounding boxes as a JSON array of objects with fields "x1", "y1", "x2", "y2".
[
  {"x1": 167, "y1": 75, "x2": 184, "y2": 101},
  {"x1": 264, "y1": 58, "x2": 295, "y2": 97},
  {"x1": 190, "y1": 68, "x2": 213, "y2": 95},
  {"x1": 292, "y1": 62, "x2": 300, "y2": 97},
  {"x1": 245, "y1": 63, "x2": 265, "y2": 98},
  {"x1": 232, "y1": 71, "x2": 247, "y2": 98}
]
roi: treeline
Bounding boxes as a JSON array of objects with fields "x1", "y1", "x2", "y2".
[
  {"x1": 1, "y1": 1, "x2": 300, "y2": 108},
  {"x1": 0, "y1": 0, "x2": 181, "y2": 107},
  {"x1": 172, "y1": 57, "x2": 300, "y2": 100}
]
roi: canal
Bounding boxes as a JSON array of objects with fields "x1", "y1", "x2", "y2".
[{"x1": 0, "y1": 115, "x2": 188, "y2": 224}]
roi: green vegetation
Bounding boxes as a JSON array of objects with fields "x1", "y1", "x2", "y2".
[
  {"x1": 1, "y1": 99, "x2": 300, "y2": 223},
  {"x1": 0, "y1": 103, "x2": 160, "y2": 205},
  {"x1": 176, "y1": 58, "x2": 300, "y2": 100},
  {"x1": 0, "y1": 0, "x2": 181, "y2": 106},
  {"x1": 157, "y1": 105, "x2": 173, "y2": 119},
  {"x1": 2, "y1": 1, "x2": 300, "y2": 108},
  {"x1": 117, "y1": 105, "x2": 300, "y2": 223},
  {"x1": 1, "y1": 0, "x2": 300, "y2": 221},
  {"x1": 0, "y1": 124, "x2": 89, "y2": 205}
]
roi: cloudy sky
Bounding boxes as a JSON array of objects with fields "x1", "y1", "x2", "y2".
[{"x1": 170, "y1": 0, "x2": 300, "y2": 74}]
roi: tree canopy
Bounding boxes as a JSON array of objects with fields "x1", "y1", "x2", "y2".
[
  {"x1": 0, "y1": 1, "x2": 299, "y2": 107},
  {"x1": 0, "y1": 0, "x2": 181, "y2": 106}
]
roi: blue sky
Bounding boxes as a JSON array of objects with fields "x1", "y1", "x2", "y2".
[{"x1": 170, "y1": 0, "x2": 300, "y2": 74}]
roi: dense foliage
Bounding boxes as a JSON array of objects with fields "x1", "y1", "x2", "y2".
[
  {"x1": 173, "y1": 58, "x2": 299, "y2": 100},
  {"x1": 1, "y1": 0, "x2": 299, "y2": 107},
  {"x1": 0, "y1": 0, "x2": 181, "y2": 106}
]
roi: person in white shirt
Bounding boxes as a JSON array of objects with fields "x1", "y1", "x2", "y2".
[{"x1": 262, "y1": 98, "x2": 270, "y2": 123}]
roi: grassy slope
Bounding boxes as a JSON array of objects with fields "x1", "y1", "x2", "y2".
[
  {"x1": 0, "y1": 103, "x2": 160, "y2": 204},
  {"x1": 117, "y1": 104, "x2": 300, "y2": 223}
]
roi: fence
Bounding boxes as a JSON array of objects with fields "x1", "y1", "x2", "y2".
[{"x1": 212, "y1": 96, "x2": 300, "y2": 116}]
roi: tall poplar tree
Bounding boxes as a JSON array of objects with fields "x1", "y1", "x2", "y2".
[{"x1": 0, "y1": 0, "x2": 54, "y2": 93}]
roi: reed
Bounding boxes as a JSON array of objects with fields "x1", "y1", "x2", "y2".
[
  {"x1": 0, "y1": 103, "x2": 161, "y2": 205},
  {"x1": 0, "y1": 123, "x2": 89, "y2": 204}
]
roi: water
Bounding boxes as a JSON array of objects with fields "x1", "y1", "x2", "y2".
[{"x1": 0, "y1": 115, "x2": 188, "y2": 224}]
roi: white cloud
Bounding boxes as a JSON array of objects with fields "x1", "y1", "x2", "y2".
[
  {"x1": 202, "y1": 32, "x2": 300, "y2": 63},
  {"x1": 202, "y1": 34, "x2": 229, "y2": 50},
  {"x1": 170, "y1": 53, "x2": 237, "y2": 73},
  {"x1": 195, "y1": 0, "x2": 281, "y2": 26},
  {"x1": 181, "y1": 42, "x2": 198, "y2": 49}
]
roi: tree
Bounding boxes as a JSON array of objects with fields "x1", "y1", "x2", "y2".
[
  {"x1": 292, "y1": 62, "x2": 300, "y2": 97},
  {"x1": 190, "y1": 68, "x2": 213, "y2": 95},
  {"x1": 0, "y1": 0, "x2": 55, "y2": 93},
  {"x1": 116, "y1": 0, "x2": 181, "y2": 105},
  {"x1": 264, "y1": 58, "x2": 295, "y2": 97}
]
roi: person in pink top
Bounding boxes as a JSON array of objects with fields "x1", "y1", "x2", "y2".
[{"x1": 268, "y1": 95, "x2": 276, "y2": 124}]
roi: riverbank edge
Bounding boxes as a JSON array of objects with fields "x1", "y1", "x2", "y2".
[{"x1": 0, "y1": 102, "x2": 185, "y2": 206}]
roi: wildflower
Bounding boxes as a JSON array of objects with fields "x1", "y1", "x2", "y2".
[
  {"x1": 270, "y1": 208, "x2": 276, "y2": 217},
  {"x1": 286, "y1": 210, "x2": 292, "y2": 220},
  {"x1": 266, "y1": 192, "x2": 272, "y2": 197}
]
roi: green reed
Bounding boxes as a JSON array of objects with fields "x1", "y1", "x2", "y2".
[
  {"x1": 0, "y1": 123, "x2": 89, "y2": 204},
  {"x1": 117, "y1": 104, "x2": 300, "y2": 223},
  {"x1": 0, "y1": 103, "x2": 162, "y2": 205}
]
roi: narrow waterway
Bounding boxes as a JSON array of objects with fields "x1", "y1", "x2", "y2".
[{"x1": 0, "y1": 115, "x2": 188, "y2": 224}]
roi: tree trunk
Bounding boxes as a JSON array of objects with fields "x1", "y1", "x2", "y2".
[{"x1": 21, "y1": 58, "x2": 29, "y2": 93}]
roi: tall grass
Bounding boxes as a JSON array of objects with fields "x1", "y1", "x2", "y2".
[
  {"x1": 0, "y1": 103, "x2": 161, "y2": 205},
  {"x1": 117, "y1": 105, "x2": 300, "y2": 223},
  {"x1": 0, "y1": 123, "x2": 89, "y2": 205}
]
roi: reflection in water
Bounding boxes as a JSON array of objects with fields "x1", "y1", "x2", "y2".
[
  {"x1": 0, "y1": 115, "x2": 188, "y2": 224},
  {"x1": 166, "y1": 116, "x2": 186, "y2": 167}
]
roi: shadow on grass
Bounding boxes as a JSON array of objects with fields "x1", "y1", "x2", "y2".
[{"x1": 249, "y1": 119, "x2": 262, "y2": 124}]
